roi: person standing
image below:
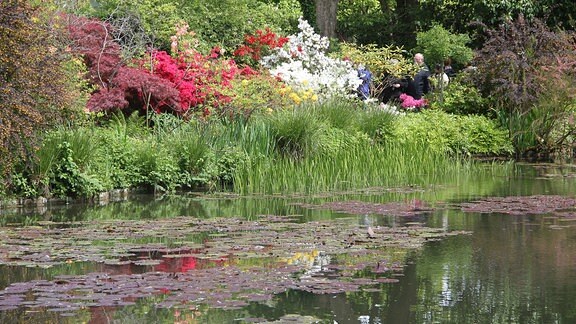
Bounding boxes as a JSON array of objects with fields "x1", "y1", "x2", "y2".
[
  {"x1": 443, "y1": 58, "x2": 456, "y2": 79},
  {"x1": 412, "y1": 53, "x2": 430, "y2": 100},
  {"x1": 357, "y1": 64, "x2": 372, "y2": 100}
]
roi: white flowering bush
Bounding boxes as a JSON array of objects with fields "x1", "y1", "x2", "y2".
[{"x1": 260, "y1": 18, "x2": 362, "y2": 100}]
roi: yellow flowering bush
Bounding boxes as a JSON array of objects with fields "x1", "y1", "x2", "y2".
[{"x1": 220, "y1": 74, "x2": 292, "y2": 117}]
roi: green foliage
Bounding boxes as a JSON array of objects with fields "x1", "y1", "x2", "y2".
[
  {"x1": 359, "y1": 106, "x2": 398, "y2": 143},
  {"x1": 215, "y1": 146, "x2": 250, "y2": 186},
  {"x1": 266, "y1": 106, "x2": 326, "y2": 159},
  {"x1": 338, "y1": 43, "x2": 417, "y2": 99},
  {"x1": 10, "y1": 173, "x2": 37, "y2": 198},
  {"x1": 513, "y1": 82, "x2": 576, "y2": 158},
  {"x1": 416, "y1": 24, "x2": 474, "y2": 68},
  {"x1": 82, "y1": 0, "x2": 301, "y2": 53},
  {"x1": 48, "y1": 142, "x2": 104, "y2": 198},
  {"x1": 392, "y1": 110, "x2": 513, "y2": 156},
  {"x1": 35, "y1": 127, "x2": 104, "y2": 197},
  {"x1": 314, "y1": 98, "x2": 362, "y2": 132},
  {"x1": 337, "y1": 0, "x2": 392, "y2": 45},
  {"x1": 166, "y1": 123, "x2": 218, "y2": 189},
  {"x1": 180, "y1": 0, "x2": 301, "y2": 53},
  {"x1": 428, "y1": 79, "x2": 488, "y2": 116},
  {"x1": 220, "y1": 75, "x2": 291, "y2": 118},
  {"x1": 130, "y1": 140, "x2": 179, "y2": 192}
]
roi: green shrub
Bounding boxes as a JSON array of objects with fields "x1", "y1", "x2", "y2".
[
  {"x1": 458, "y1": 115, "x2": 515, "y2": 155},
  {"x1": 47, "y1": 142, "x2": 104, "y2": 198},
  {"x1": 359, "y1": 106, "x2": 398, "y2": 143},
  {"x1": 35, "y1": 127, "x2": 104, "y2": 197},
  {"x1": 392, "y1": 110, "x2": 513, "y2": 156},
  {"x1": 314, "y1": 98, "x2": 362, "y2": 131},
  {"x1": 168, "y1": 126, "x2": 216, "y2": 189},
  {"x1": 215, "y1": 146, "x2": 250, "y2": 187},
  {"x1": 416, "y1": 24, "x2": 474, "y2": 68},
  {"x1": 266, "y1": 106, "x2": 326, "y2": 159},
  {"x1": 131, "y1": 140, "x2": 180, "y2": 192},
  {"x1": 88, "y1": 0, "x2": 301, "y2": 53},
  {"x1": 429, "y1": 79, "x2": 489, "y2": 116}
]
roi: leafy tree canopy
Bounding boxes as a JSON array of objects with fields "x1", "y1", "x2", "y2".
[{"x1": 416, "y1": 24, "x2": 474, "y2": 68}]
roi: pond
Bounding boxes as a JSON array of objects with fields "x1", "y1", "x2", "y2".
[{"x1": 0, "y1": 163, "x2": 576, "y2": 323}]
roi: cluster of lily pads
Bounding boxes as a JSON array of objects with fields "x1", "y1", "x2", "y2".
[
  {"x1": 2, "y1": 194, "x2": 574, "y2": 319},
  {"x1": 0, "y1": 201, "x2": 467, "y2": 317}
]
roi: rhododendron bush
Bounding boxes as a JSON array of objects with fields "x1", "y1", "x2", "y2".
[
  {"x1": 233, "y1": 28, "x2": 289, "y2": 68},
  {"x1": 260, "y1": 18, "x2": 362, "y2": 101},
  {"x1": 399, "y1": 93, "x2": 427, "y2": 110},
  {"x1": 69, "y1": 17, "x2": 256, "y2": 118}
]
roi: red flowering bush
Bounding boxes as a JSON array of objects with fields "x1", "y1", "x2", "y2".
[
  {"x1": 69, "y1": 16, "x2": 181, "y2": 115},
  {"x1": 147, "y1": 23, "x2": 261, "y2": 118},
  {"x1": 69, "y1": 17, "x2": 259, "y2": 119},
  {"x1": 233, "y1": 28, "x2": 289, "y2": 68},
  {"x1": 399, "y1": 93, "x2": 428, "y2": 110}
]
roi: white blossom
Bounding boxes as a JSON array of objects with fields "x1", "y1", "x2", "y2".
[{"x1": 260, "y1": 17, "x2": 362, "y2": 100}]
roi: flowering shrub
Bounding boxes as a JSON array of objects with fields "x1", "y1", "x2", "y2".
[
  {"x1": 70, "y1": 17, "x2": 261, "y2": 119},
  {"x1": 219, "y1": 74, "x2": 292, "y2": 117},
  {"x1": 260, "y1": 18, "x2": 362, "y2": 101},
  {"x1": 233, "y1": 28, "x2": 289, "y2": 68},
  {"x1": 148, "y1": 23, "x2": 260, "y2": 118},
  {"x1": 69, "y1": 16, "x2": 181, "y2": 115},
  {"x1": 399, "y1": 93, "x2": 427, "y2": 110},
  {"x1": 278, "y1": 85, "x2": 319, "y2": 106}
]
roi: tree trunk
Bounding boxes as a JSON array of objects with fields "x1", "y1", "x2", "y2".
[{"x1": 315, "y1": 0, "x2": 339, "y2": 38}]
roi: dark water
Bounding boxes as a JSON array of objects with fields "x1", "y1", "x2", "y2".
[{"x1": 1, "y1": 163, "x2": 576, "y2": 323}]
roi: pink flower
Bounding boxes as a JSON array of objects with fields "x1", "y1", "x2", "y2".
[{"x1": 399, "y1": 93, "x2": 427, "y2": 109}]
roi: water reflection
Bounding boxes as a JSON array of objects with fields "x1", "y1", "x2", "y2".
[{"x1": 1, "y1": 164, "x2": 576, "y2": 323}]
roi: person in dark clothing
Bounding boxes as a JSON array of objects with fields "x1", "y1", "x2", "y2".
[
  {"x1": 391, "y1": 53, "x2": 430, "y2": 100},
  {"x1": 412, "y1": 53, "x2": 430, "y2": 99},
  {"x1": 444, "y1": 58, "x2": 456, "y2": 79}
]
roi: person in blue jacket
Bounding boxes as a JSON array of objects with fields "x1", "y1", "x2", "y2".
[{"x1": 357, "y1": 64, "x2": 372, "y2": 100}]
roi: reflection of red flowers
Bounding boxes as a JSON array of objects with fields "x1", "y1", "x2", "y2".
[{"x1": 154, "y1": 256, "x2": 197, "y2": 273}]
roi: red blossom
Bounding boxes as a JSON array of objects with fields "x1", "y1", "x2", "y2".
[{"x1": 233, "y1": 28, "x2": 288, "y2": 68}]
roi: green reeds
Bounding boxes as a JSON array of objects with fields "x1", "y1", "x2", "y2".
[
  {"x1": 233, "y1": 140, "x2": 471, "y2": 195},
  {"x1": 35, "y1": 126, "x2": 100, "y2": 182}
]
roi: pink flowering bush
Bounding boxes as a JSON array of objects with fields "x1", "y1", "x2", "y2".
[
  {"x1": 70, "y1": 17, "x2": 259, "y2": 119},
  {"x1": 399, "y1": 93, "x2": 427, "y2": 110}
]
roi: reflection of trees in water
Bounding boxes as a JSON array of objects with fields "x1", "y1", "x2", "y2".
[{"x1": 411, "y1": 214, "x2": 576, "y2": 323}]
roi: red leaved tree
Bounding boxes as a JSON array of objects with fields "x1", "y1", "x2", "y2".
[{"x1": 68, "y1": 16, "x2": 180, "y2": 116}]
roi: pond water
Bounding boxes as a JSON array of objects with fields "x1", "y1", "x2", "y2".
[{"x1": 1, "y1": 163, "x2": 576, "y2": 323}]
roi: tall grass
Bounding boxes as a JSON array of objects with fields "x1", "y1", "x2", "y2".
[
  {"x1": 35, "y1": 126, "x2": 100, "y2": 183},
  {"x1": 18, "y1": 98, "x2": 514, "y2": 199},
  {"x1": 233, "y1": 140, "x2": 472, "y2": 195}
]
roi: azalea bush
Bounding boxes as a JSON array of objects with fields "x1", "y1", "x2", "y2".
[
  {"x1": 399, "y1": 93, "x2": 427, "y2": 110},
  {"x1": 233, "y1": 28, "x2": 289, "y2": 68},
  {"x1": 69, "y1": 17, "x2": 259, "y2": 120},
  {"x1": 260, "y1": 18, "x2": 362, "y2": 101}
]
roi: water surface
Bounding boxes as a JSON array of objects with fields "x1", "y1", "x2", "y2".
[{"x1": 1, "y1": 163, "x2": 575, "y2": 323}]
